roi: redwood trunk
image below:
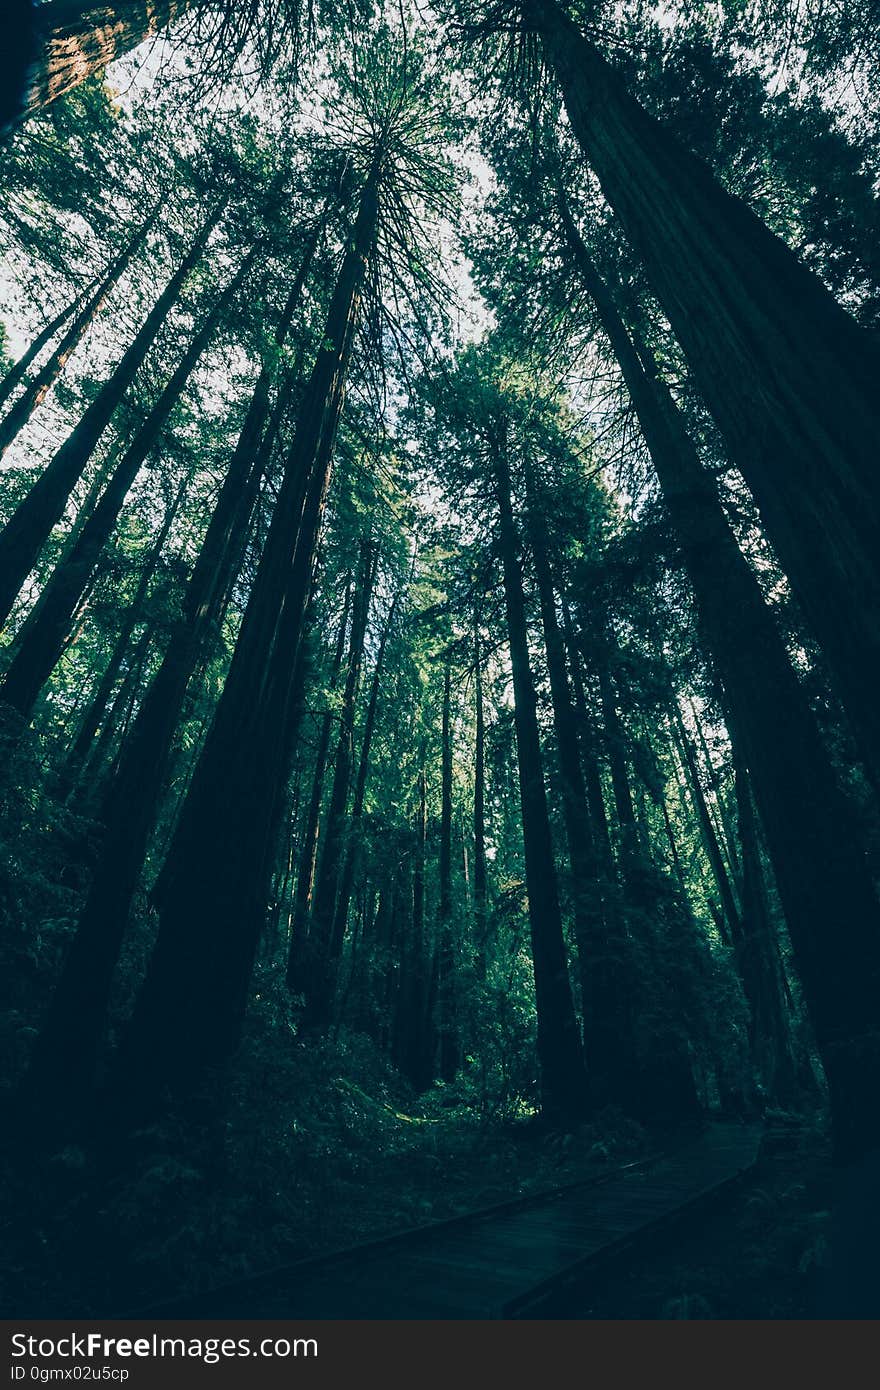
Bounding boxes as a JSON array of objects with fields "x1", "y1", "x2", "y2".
[
  {"x1": 285, "y1": 580, "x2": 353, "y2": 990},
  {"x1": 472, "y1": 611, "x2": 489, "y2": 971},
  {"x1": 0, "y1": 211, "x2": 155, "y2": 459},
  {"x1": 0, "y1": 208, "x2": 218, "y2": 630},
  {"x1": 494, "y1": 424, "x2": 588, "y2": 1126},
  {"x1": 395, "y1": 753, "x2": 434, "y2": 1090},
  {"x1": 62, "y1": 482, "x2": 183, "y2": 782},
  {"x1": 526, "y1": 465, "x2": 636, "y2": 1109},
  {"x1": 436, "y1": 657, "x2": 460, "y2": 1081},
  {"x1": 112, "y1": 174, "x2": 380, "y2": 1108},
  {"x1": 5, "y1": 1, "x2": 198, "y2": 129},
  {"x1": 304, "y1": 540, "x2": 376, "y2": 1025},
  {"x1": 329, "y1": 584, "x2": 401, "y2": 989},
  {"x1": 733, "y1": 756, "x2": 800, "y2": 1105},
  {"x1": 23, "y1": 366, "x2": 284, "y2": 1117},
  {"x1": 669, "y1": 703, "x2": 742, "y2": 943},
  {"x1": 1, "y1": 251, "x2": 252, "y2": 719},
  {"x1": 535, "y1": 0, "x2": 880, "y2": 789},
  {"x1": 565, "y1": 219, "x2": 880, "y2": 1160},
  {"x1": 0, "y1": 294, "x2": 79, "y2": 415}
]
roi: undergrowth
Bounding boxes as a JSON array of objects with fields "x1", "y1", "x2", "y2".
[{"x1": 0, "y1": 976, "x2": 648, "y2": 1318}]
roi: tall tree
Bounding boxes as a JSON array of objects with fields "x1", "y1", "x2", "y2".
[
  {"x1": 286, "y1": 577, "x2": 353, "y2": 991},
  {"x1": 480, "y1": 1, "x2": 880, "y2": 789},
  {"x1": 524, "y1": 454, "x2": 637, "y2": 1109},
  {"x1": 558, "y1": 209, "x2": 880, "y2": 1160},
  {"x1": 0, "y1": 246, "x2": 256, "y2": 720},
  {"x1": 492, "y1": 411, "x2": 589, "y2": 1124},
  {"x1": 0, "y1": 293, "x2": 78, "y2": 415},
  {"x1": 669, "y1": 701, "x2": 741, "y2": 944},
  {"x1": 732, "y1": 752, "x2": 800, "y2": 1104},
  {"x1": 111, "y1": 164, "x2": 382, "y2": 1110},
  {"x1": 435, "y1": 653, "x2": 460, "y2": 1080},
  {"x1": 21, "y1": 250, "x2": 312, "y2": 1117},
  {"x1": 472, "y1": 604, "x2": 489, "y2": 970},
  {"x1": 304, "y1": 535, "x2": 377, "y2": 1026},
  {"x1": 3, "y1": 2, "x2": 197, "y2": 132},
  {"x1": 0, "y1": 205, "x2": 221, "y2": 629},
  {"x1": 329, "y1": 578, "x2": 404, "y2": 995},
  {"x1": 0, "y1": 207, "x2": 156, "y2": 459}
]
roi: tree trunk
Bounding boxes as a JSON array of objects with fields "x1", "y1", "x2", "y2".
[
  {"x1": 472, "y1": 609, "x2": 489, "y2": 973},
  {"x1": 689, "y1": 700, "x2": 740, "y2": 879},
  {"x1": 2, "y1": 1, "x2": 198, "y2": 132},
  {"x1": 590, "y1": 634, "x2": 703, "y2": 1122},
  {"x1": 564, "y1": 216, "x2": 880, "y2": 1161},
  {"x1": 535, "y1": 0, "x2": 880, "y2": 789},
  {"x1": 62, "y1": 225, "x2": 314, "y2": 793},
  {"x1": 660, "y1": 795, "x2": 688, "y2": 896},
  {"x1": 0, "y1": 0, "x2": 40, "y2": 133},
  {"x1": 395, "y1": 751, "x2": 434, "y2": 1090},
  {"x1": 88, "y1": 606, "x2": 157, "y2": 780},
  {"x1": 23, "y1": 408, "x2": 271, "y2": 1118},
  {"x1": 304, "y1": 539, "x2": 377, "y2": 1026},
  {"x1": 493, "y1": 422, "x2": 588, "y2": 1126},
  {"x1": 436, "y1": 656, "x2": 460, "y2": 1081},
  {"x1": 285, "y1": 580, "x2": 352, "y2": 991},
  {"x1": 0, "y1": 210, "x2": 155, "y2": 459},
  {"x1": 596, "y1": 658, "x2": 641, "y2": 870},
  {"x1": 21, "y1": 267, "x2": 311, "y2": 1118},
  {"x1": 526, "y1": 463, "x2": 638, "y2": 1110},
  {"x1": 669, "y1": 702, "x2": 742, "y2": 943},
  {"x1": 733, "y1": 754, "x2": 800, "y2": 1106},
  {"x1": 111, "y1": 171, "x2": 380, "y2": 1110},
  {"x1": 1, "y1": 250, "x2": 253, "y2": 720},
  {"x1": 61, "y1": 480, "x2": 183, "y2": 783},
  {"x1": 561, "y1": 600, "x2": 638, "y2": 1041},
  {"x1": 267, "y1": 797, "x2": 299, "y2": 961},
  {"x1": 329, "y1": 582, "x2": 401, "y2": 993},
  {"x1": 18, "y1": 433, "x2": 123, "y2": 645},
  {"x1": 0, "y1": 293, "x2": 79, "y2": 415},
  {"x1": 560, "y1": 600, "x2": 615, "y2": 875},
  {"x1": 0, "y1": 206, "x2": 219, "y2": 630}
]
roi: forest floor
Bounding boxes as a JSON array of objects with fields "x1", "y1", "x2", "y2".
[
  {"x1": 0, "y1": 1004, "x2": 829, "y2": 1319},
  {"x1": 0, "y1": 1016, "x2": 652, "y2": 1317},
  {"x1": 563, "y1": 1125, "x2": 830, "y2": 1319}
]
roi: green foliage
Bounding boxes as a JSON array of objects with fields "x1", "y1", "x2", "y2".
[{"x1": 0, "y1": 0, "x2": 857, "y2": 1317}]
